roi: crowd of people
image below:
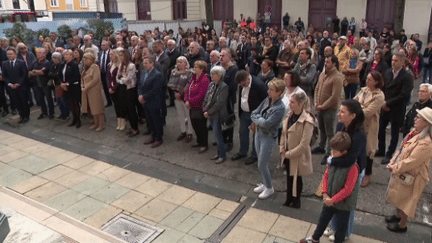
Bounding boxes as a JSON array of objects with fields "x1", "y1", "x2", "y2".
[{"x1": 0, "y1": 16, "x2": 432, "y2": 243}]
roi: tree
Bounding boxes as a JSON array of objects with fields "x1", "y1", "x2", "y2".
[
  {"x1": 3, "y1": 23, "x2": 36, "y2": 44},
  {"x1": 57, "y1": 24, "x2": 73, "y2": 40},
  {"x1": 36, "y1": 28, "x2": 50, "y2": 38},
  {"x1": 86, "y1": 19, "x2": 114, "y2": 40}
]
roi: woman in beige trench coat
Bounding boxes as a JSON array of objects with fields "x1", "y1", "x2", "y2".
[
  {"x1": 385, "y1": 107, "x2": 432, "y2": 233},
  {"x1": 279, "y1": 90, "x2": 315, "y2": 208},
  {"x1": 81, "y1": 52, "x2": 105, "y2": 131},
  {"x1": 354, "y1": 70, "x2": 385, "y2": 187}
]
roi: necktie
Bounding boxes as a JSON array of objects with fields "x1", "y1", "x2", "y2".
[
  {"x1": 10, "y1": 61, "x2": 12, "y2": 68},
  {"x1": 101, "y1": 52, "x2": 106, "y2": 72}
]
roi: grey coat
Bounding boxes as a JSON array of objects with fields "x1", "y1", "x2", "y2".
[{"x1": 204, "y1": 81, "x2": 229, "y2": 120}]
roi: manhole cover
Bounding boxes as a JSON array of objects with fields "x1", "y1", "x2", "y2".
[{"x1": 101, "y1": 214, "x2": 164, "y2": 243}]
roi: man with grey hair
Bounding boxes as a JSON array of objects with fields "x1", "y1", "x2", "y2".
[
  {"x1": 187, "y1": 41, "x2": 205, "y2": 67},
  {"x1": 209, "y1": 50, "x2": 221, "y2": 70},
  {"x1": 29, "y1": 47, "x2": 54, "y2": 119},
  {"x1": 217, "y1": 37, "x2": 228, "y2": 52},
  {"x1": 129, "y1": 35, "x2": 139, "y2": 57},
  {"x1": 401, "y1": 83, "x2": 432, "y2": 137},
  {"x1": 99, "y1": 40, "x2": 112, "y2": 106},
  {"x1": 81, "y1": 34, "x2": 99, "y2": 58}
]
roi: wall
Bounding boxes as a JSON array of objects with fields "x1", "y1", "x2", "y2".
[
  {"x1": 150, "y1": 0, "x2": 171, "y2": 20},
  {"x1": 118, "y1": 0, "x2": 137, "y2": 20},
  {"x1": 282, "y1": 0, "x2": 308, "y2": 27},
  {"x1": 403, "y1": 0, "x2": 431, "y2": 48},
  {"x1": 234, "y1": 0, "x2": 256, "y2": 22},
  {"x1": 336, "y1": 0, "x2": 367, "y2": 36}
]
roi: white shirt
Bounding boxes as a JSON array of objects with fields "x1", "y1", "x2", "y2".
[{"x1": 240, "y1": 76, "x2": 252, "y2": 112}]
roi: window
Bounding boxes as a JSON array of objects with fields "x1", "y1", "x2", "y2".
[
  {"x1": 80, "y1": 0, "x2": 87, "y2": 8},
  {"x1": 50, "y1": 0, "x2": 58, "y2": 7},
  {"x1": 12, "y1": 0, "x2": 20, "y2": 9},
  {"x1": 173, "y1": 0, "x2": 186, "y2": 20},
  {"x1": 109, "y1": 0, "x2": 118, "y2": 13},
  {"x1": 0, "y1": 0, "x2": 4, "y2": 9},
  {"x1": 66, "y1": 0, "x2": 74, "y2": 10}
]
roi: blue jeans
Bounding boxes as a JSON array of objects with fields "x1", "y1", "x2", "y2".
[
  {"x1": 255, "y1": 131, "x2": 275, "y2": 189},
  {"x1": 57, "y1": 96, "x2": 69, "y2": 118},
  {"x1": 239, "y1": 112, "x2": 257, "y2": 159},
  {"x1": 330, "y1": 169, "x2": 365, "y2": 237},
  {"x1": 209, "y1": 118, "x2": 226, "y2": 159},
  {"x1": 344, "y1": 83, "x2": 359, "y2": 100},
  {"x1": 423, "y1": 65, "x2": 432, "y2": 84}
]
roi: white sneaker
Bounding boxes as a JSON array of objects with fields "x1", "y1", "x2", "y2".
[
  {"x1": 323, "y1": 228, "x2": 335, "y2": 237},
  {"x1": 258, "y1": 187, "x2": 274, "y2": 199},
  {"x1": 253, "y1": 183, "x2": 265, "y2": 193},
  {"x1": 329, "y1": 234, "x2": 349, "y2": 242}
]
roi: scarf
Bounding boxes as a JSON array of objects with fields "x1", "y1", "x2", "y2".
[
  {"x1": 349, "y1": 58, "x2": 358, "y2": 69},
  {"x1": 263, "y1": 44, "x2": 273, "y2": 55},
  {"x1": 204, "y1": 82, "x2": 218, "y2": 110},
  {"x1": 299, "y1": 60, "x2": 311, "y2": 71}
]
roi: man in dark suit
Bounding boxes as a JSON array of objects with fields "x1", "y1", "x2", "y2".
[
  {"x1": 236, "y1": 34, "x2": 250, "y2": 70},
  {"x1": 2, "y1": 47, "x2": 29, "y2": 123},
  {"x1": 0, "y1": 47, "x2": 9, "y2": 116},
  {"x1": 166, "y1": 39, "x2": 180, "y2": 107},
  {"x1": 153, "y1": 40, "x2": 170, "y2": 122},
  {"x1": 377, "y1": 53, "x2": 414, "y2": 164},
  {"x1": 138, "y1": 56, "x2": 165, "y2": 148},
  {"x1": 50, "y1": 32, "x2": 65, "y2": 48},
  {"x1": 98, "y1": 40, "x2": 112, "y2": 106},
  {"x1": 231, "y1": 70, "x2": 268, "y2": 165}
]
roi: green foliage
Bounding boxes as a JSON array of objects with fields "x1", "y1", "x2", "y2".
[
  {"x1": 86, "y1": 19, "x2": 114, "y2": 40},
  {"x1": 3, "y1": 23, "x2": 36, "y2": 44},
  {"x1": 36, "y1": 28, "x2": 50, "y2": 38},
  {"x1": 57, "y1": 24, "x2": 73, "y2": 40}
]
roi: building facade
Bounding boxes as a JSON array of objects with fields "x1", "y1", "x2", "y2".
[{"x1": 123, "y1": 0, "x2": 431, "y2": 46}]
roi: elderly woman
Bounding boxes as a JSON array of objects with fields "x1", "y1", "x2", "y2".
[
  {"x1": 168, "y1": 56, "x2": 194, "y2": 142},
  {"x1": 401, "y1": 83, "x2": 432, "y2": 137},
  {"x1": 184, "y1": 60, "x2": 211, "y2": 154},
  {"x1": 252, "y1": 78, "x2": 286, "y2": 199},
  {"x1": 280, "y1": 90, "x2": 315, "y2": 208},
  {"x1": 117, "y1": 49, "x2": 139, "y2": 137},
  {"x1": 60, "y1": 50, "x2": 81, "y2": 128},
  {"x1": 48, "y1": 52, "x2": 68, "y2": 120},
  {"x1": 107, "y1": 49, "x2": 123, "y2": 130},
  {"x1": 385, "y1": 107, "x2": 432, "y2": 233},
  {"x1": 344, "y1": 49, "x2": 363, "y2": 99},
  {"x1": 204, "y1": 66, "x2": 229, "y2": 164},
  {"x1": 81, "y1": 53, "x2": 105, "y2": 131},
  {"x1": 354, "y1": 71, "x2": 385, "y2": 187}
]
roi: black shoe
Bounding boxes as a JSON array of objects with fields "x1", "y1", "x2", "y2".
[
  {"x1": 142, "y1": 130, "x2": 151, "y2": 135},
  {"x1": 212, "y1": 141, "x2": 217, "y2": 146},
  {"x1": 375, "y1": 150, "x2": 385, "y2": 157},
  {"x1": 385, "y1": 215, "x2": 401, "y2": 223},
  {"x1": 128, "y1": 131, "x2": 140, "y2": 137},
  {"x1": 208, "y1": 125, "x2": 213, "y2": 131},
  {"x1": 231, "y1": 153, "x2": 247, "y2": 161},
  {"x1": 191, "y1": 143, "x2": 201, "y2": 148},
  {"x1": 22, "y1": 117, "x2": 29, "y2": 123},
  {"x1": 226, "y1": 143, "x2": 233, "y2": 152},
  {"x1": 75, "y1": 120, "x2": 81, "y2": 128},
  {"x1": 68, "y1": 120, "x2": 76, "y2": 127},
  {"x1": 11, "y1": 110, "x2": 17, "y2": 115},
  {"x1": 48, "y1": 115, "x2": 54, "y2": 120},
  {"x1": 312, "y1": 147, "x2": 326, "y2": 154},
  {"x1": 37, "y1": 114, "x2": 46, "y2": 120},
  {"x1": 17, "y1": 117, "x2": 24, "y2": 124},
  {"x1": 2, "y1": 110, "x2": 8, "y2": 117},
  {"x1": 245, "y1": 157, "x2": 257, "y2": 165},
  {"x1": 381, "y1": 157, "x2": 391, "y2": 165},
  {"x1": 387, "y1": 222, "x2": 407, "y2": 233},
  {"x1": 283, "y1": 198, "x2": 293, "y2": 207},
  {"x1": 320, "y1": 155, "x2": 329, "y2": 165}
]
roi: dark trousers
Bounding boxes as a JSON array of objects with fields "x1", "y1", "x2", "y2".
[
  {"x1": 222, "y1": 127, "x2": 234, "y2": 144},
  {"x1": 100, "y1": 72, "x2": 112, "y2": 106},
  {"x1": 10, "y1": 85, "x2": 30, "y2": 119},
  {"x1": 168, "y1": 87, "x2": 175, "y2": 106},
  {"x1": 284, "y1": 158, "x2": 303, "y2": 201},
  {"x1": 28, "y1": 82, "x2": 39, "y2": 106},
  {"x1": 344, "y1": 83, "x2": 359, "y2": 100},
  {"x1": 111, "y1": 86, "x2": 126, "y2": 118},
  {"x1": 57, "y1": 96, "x2": 69, "y2": 118},
  {"x1": 365, "y1": 157, "x2": 373, "y2": 175},
  {"x1": 36, "y1": 86, "x2": 54, "y2": 116},
  {"x1": 144, "y1": 103, "x2": 163, "y2": 141},
  {"x1": 239, "y1": 112, "x2": 257, "y2": 158},
  {"x1": 378, "y1": 113, "x2": 402, "y2": 159},
  {"x1": 125, "y1": 87, "x2": 139, "y2": 131},
  {"x1": 0, "y1": 81, "x2": 8, "y2": 110},
  {"x1": 190, "y1": 110, "x2": 208, "y2": 147},
  {"x1": 69, "y1": 100, "x2": 80, "y2": 123},
  {"x1": 161, "y1": 87, "x2": 167, "y2": 124},
  {"x1": 312, "y1": 205, "x2": 351, "y2": 243}
]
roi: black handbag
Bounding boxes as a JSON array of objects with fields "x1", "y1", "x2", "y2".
[{"x1": 0, "y1": 211, "x2": 10, "y2": 242}]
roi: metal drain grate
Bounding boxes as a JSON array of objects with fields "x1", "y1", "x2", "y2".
[{"x1": 101, "y1": 214, "x2": 164, "y2": 243}]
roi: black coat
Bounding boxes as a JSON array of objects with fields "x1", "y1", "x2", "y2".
[
  {"x1": 238, "y1": 75, "x2": 268, "y2": 117},
  {"x1": 137, "y1": 68, "x2": 164, "y2": 108},
  {"x1": 98, "y1": 49, "x2": 111, "y2": 74},
  {"x1": 59, "y1": 61, "x2": 81, "y2": 101},
  {"x1": 2, "y1": 59, "x2": 28, "y2": 86},
  {"x1": 236, "y1": 42, "x2": 250, "y2": 70},
  {"x1": 362, "y1": 60, "x2": 388, "y2": 85},
  {"x1": 381, "y1": 68, "x2": 414, "y2": 122},
  {"x1": 167, "y1": 48, "x2": 181, "y2": 77},
  {"x1": 401, "y1": 99, "x2": 432, "y2": 136},
  {"x1": 256, "y1": 45, "x2": 278, "y2": 63}
]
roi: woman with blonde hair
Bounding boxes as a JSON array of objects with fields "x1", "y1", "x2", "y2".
[
  {"x1": 168, "y1": 56, "x2": 193, "y2": 142},
  {"x1": 107, "y1": 49, "x2": 125, "y2": 130},
  {"x1": 252, "y1": 78, "x2": 286, "y2": 199},
  {"x1": 81, "y1": 53, "x2": 105, "y2": 131},
  {"x1": 280, "y1": 89, "x2": 315, "y2": 208}
]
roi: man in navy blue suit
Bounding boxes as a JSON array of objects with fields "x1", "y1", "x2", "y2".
[
  {"x1": 1, "y1": 47, "x2": 29, "y2": 123},
  {"x1": 138, "y1": 56, "x2": 165, "y2": 148}
]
